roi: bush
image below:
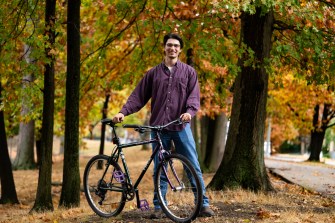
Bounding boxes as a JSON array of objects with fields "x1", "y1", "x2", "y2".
[{"x1": 279, "y1": 140, "x2": 300, "y2": 153}]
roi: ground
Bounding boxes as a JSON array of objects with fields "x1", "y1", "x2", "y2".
[{"x1": 1, "y1": 139, "x2": 334, "y2": 223}]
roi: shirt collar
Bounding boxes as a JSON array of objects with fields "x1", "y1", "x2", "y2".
[{"x1": 162, "y1": 60, "x2": 180, "y2": 69}]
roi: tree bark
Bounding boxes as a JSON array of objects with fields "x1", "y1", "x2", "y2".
[
  {"x1": 141, "y1": 110, "x2": 151, "y2": 150},
  {"x1": 187, "y1": 48, "x2": 201, "y2": 159},
  {"x1": 208, "y1": 8, "x2": 274, "y2": 191},
  {"x1": 0, "y1": 81, "x2": 19, "y2": 204},
  {"x1": 30, "y1": 0, "x2": 56, "y2": 212},
  {"x1": 99, "y1": 93, "x2": 110, "y2": 155},
  {"x1": 59, "y1": 0, "x2": 81, "y2": 208},
  {"x1": 308, "y1": 104, "x2": 330, "y2": 161},
  {"x1": 13, "y1": 45, "x2": 36, "y2": 170},
  {"x1": 203, "y1": 113, "x2": 228, "y2": 172}
]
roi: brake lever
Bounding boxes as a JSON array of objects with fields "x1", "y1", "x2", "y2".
[{"x1": 175, "y1": 118, "x2": 186, "y2": 125}]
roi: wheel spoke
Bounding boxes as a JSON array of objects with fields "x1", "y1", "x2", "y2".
[
  {"x1": 155, "y1": 154, "x2": 202, "y2": 223},
  {"x1": 83, "y1": 155, "x2": 126, "y2": 218}
]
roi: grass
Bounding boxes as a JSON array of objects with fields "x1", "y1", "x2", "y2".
[{"x1": 1, "y1": 139, "x2": 334, "y2": 223}]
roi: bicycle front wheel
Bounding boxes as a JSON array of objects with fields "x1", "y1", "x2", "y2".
[
  {"x1": 155, "y1": 154, "x2": 203, "y2": 223},
  {"x1": 83, "y1": 154, "x2": 126, "y2": 218}
]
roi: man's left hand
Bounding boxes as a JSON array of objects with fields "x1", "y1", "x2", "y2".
[{"x1": 180, "y1": 113, "x2": 192, "y2": 122}]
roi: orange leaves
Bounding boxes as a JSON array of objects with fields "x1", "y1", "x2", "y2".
[
  {"x1": 173, "y1": 1, "x2": 200, "y2": 20},
  {"x1": 201, "y1": 60, "x2": 229, "y2": 78},
  {"x1": 268, "y1": 66, "x2": 335, "y2": 151}
]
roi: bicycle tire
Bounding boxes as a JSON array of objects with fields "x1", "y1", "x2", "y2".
[
  {"x1": 83, "y1": 154, "x2": 126, "y2": 218},
  {"x1": 155, "y1": 153, "x2": 203, "y2": 223}
]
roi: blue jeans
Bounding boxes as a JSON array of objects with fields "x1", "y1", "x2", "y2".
[{"x1": 151, "y1": 123, "x2": 210, "y2": 209}]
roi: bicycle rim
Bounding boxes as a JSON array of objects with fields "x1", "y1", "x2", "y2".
[
  {"x1": 83, "y1": 155, "x2": 126, "y2": 217},
  {"x1": 155, "y1": 154, "x2": 203, "y2": 223}
]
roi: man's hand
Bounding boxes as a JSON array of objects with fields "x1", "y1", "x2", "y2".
[
  {"x1": 180, "y1": 113, "x2": 192, "y2": 122},
  {"x1": 112, "y1": 113, "x2": 125, "y2": 123}
]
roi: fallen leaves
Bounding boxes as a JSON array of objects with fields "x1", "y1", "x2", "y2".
[{"x1": 256, "y1": 208, "x2": 280, "y2": 219}]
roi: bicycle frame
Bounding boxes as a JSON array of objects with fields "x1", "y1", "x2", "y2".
[{"x1": 107, "y1": 125, "x2": 169, "y2": 209}]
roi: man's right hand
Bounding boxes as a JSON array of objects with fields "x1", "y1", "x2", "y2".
[{"x1": 112, "y1": 113, "x2": 124, "y2": 123}]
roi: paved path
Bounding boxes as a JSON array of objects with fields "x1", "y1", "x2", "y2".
[{"x1": 265, "y1": 156, "x2": 335, "y2": 201}]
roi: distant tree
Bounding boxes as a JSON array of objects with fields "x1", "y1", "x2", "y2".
[
  {"x1": 12, "y1": 44, "x2": 36, "y2": 170},
  {"x1": 0, "y1": 82, "x2": 19, "y2": 204},
  {"x1": 308, "y1": 104, "x2": 335, "y2": 161},
  {"x1": 200, "y1": 113, "x2": 228, "y2": 172},
  {"x1": 59, "y1": 0, "x2": 81, "y2": 208}
]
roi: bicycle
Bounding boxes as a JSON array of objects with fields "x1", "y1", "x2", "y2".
[{"x1": 83, "y1": 118, "x2": 203, "y2": 223}]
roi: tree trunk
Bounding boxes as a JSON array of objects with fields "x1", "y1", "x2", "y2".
[
  {"x1": 203, "y1": 113, "x2": 228, "y2": 172},
  {"x1": 199, "y1": 116, "x2": 209, "y2": 167},
  {"x1": 0, "y1": 81, "x2": 19, "y2": 204},
  {"x1": 59, "y1": 0, "x2": 81, "y2": 208},
  {"x1": 308, "y1": 104, "x2": 330, "y2": 161},
  {"x1": 308, "y1": 131, "x2": 325, "y2": 161},
  {"x1": 208, "y1": 8, "x2": 274, "y2": 191},
  {"x1": 141, "y1": 110, "x2": 151, "y2": 150},
  {"x1": 30, "y1": 0, "x2": 56, "y2": 212},
  {"x1": 12, "y1": 45, "x2": 36, "y2": 170},
  {"x1": 187, "y1": 48, "x2": 201, "y2": 159},
  {"x1": 99, "y1": 93, "x2": 110, "y2": 155}
]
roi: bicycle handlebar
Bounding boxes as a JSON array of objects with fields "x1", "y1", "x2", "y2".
[
  {"x1": 123, "y1": 118, "x2": 184, "y2": 132},
  {"x1": 101, "y1": 118, "x2": 186, "y2": 132}
]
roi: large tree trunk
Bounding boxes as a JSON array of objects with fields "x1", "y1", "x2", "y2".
[
  {"x1": 13, "y1": 45, "x2": 36, "y2": 170},
  {"x1": 0, "y1": 81, "x2": 19, "y2": 204},
  {"x1": 308, "y1": 104, "x2": 330, "y2": 161},
  {"x1": 208, "y1": 8, "x2": 274, "y2": 191},
  {"x1": 30, "y1": 0, "x2": 56, "y2": 212},
  {"x1": 59, "y1": 0, "x2": 81, "y2": 208}
]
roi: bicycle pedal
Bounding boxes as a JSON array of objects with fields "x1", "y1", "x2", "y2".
[
  {"x1": 113, "y1": 170, "x2": 125, "y2": 183},
  {"x1": 139, "y1": 199, "x2": 149, "y2": 211}
]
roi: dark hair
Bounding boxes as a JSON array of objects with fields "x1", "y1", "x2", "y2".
[{"x1": 163, "y1": 33, "x2": 184, "y2": 49}]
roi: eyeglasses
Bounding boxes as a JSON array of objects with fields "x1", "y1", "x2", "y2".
[{"x1": 166, "y1": 43, "x2": 180, "y2": 48}]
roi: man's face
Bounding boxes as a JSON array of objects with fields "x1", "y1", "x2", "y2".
[{"x1": 164, "y1": 39, "x2": 182, "y2": 59}]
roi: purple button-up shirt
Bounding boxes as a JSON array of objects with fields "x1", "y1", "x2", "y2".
[{"x1": 120, "y1": 60, "x2": 200, "y2": 131}]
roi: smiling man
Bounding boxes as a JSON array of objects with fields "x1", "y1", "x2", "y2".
[{"x1": 112, "y1": 33, "x2": 214, "y2": 218}]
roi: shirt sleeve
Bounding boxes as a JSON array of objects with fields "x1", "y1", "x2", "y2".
[
  {"x1": 120, "y1": 71, "x2": 152, "y2": 116},
  {"x1": 186, "y1": 68, "x2": 200, "y2": 117}
]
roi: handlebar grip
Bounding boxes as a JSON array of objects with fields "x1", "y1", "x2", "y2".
[{"x1": 123, "y1": 124, "x2": 140, "y2": 128}]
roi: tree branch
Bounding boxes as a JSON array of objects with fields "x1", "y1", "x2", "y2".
[
  {"x1": 317, "y1": 0, "x2": 335, "y2": 8},
  {"x1": 81, "y1": 0, "x2": 148, "y2": 63}
]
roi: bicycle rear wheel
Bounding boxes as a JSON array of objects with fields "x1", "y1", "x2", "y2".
[
  {"x1": 83, "y1": 154, "x2": 126, "y2": 218},
  {"x1": 155, "y1": 154, "x2": 203, "y2": 223}
]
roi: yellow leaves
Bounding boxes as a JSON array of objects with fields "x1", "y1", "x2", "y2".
[
  {"x1": 48, "y1": 48, "x2": 58, "y2": 56},
  {"x1": 268, "y1": 65, "x2": 335, "y2": 151}
]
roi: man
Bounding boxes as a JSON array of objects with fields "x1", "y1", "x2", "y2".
[{"x1": 112, "y1": 33, "x2": 214, "y2": 218}]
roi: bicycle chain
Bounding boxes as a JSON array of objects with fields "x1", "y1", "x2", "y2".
[{"x1": 125, "y1": 183, "x2": 135, "y2": 200}]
